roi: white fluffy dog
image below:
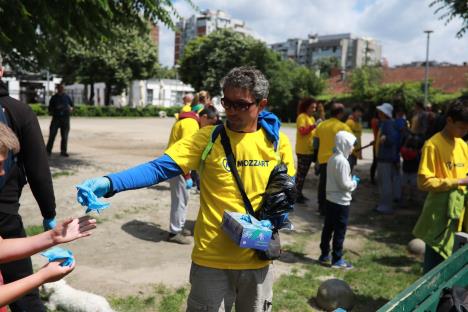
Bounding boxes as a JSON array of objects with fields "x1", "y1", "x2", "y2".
[{"x1": 41, "y1": 280, "x2": 115, "y2": 312}]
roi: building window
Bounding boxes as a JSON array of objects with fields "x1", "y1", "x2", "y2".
[{"x1": 147, "y1": 89, "x2": 153, "y2": 104}]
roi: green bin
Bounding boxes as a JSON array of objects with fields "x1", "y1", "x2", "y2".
[{"x1": 377, "y1": 244, "x2": 468, "y2": 312}]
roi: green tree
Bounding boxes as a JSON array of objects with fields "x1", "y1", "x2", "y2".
[
  {"x1": 178, "y1": 29, "x2": 324, "y2": 120},
  {"x1": 430, "y1": 0, "x2": 468, "y2": 37},
  {"x1": 348, "y1": 66, "x2": 383, "y2": 101},
  {"x1": 0, "y1": 0, "x2": 190, "y2": 70},
  {"x1": 313, "y1": 56, "x2": 340, "y2": 78},
  {"x1": 58, "y1": 26, "x2": 159, "y2": 105}
]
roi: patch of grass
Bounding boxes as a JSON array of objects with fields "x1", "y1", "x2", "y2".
[
  {"x1": 51, "y1": 170, "x2": 74, "y2": 178},
  {"x1": 273, "y1": 222, "x2": 422, "y2": 312},
  {"x1": 25, "y1": 224, "x2": 43, "y2": 236},
  {"x1": 110, "y1": 284, "x2": 187, "y2": 312}
]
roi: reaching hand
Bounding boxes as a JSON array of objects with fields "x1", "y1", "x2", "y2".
[
  {"x1": 77, "y1": 177, "x2": 110, "y2": 205},
  {"x1": 38, "y1": 260, "x2": 75, "y2": 284},
  {"x1": 50, "y1": 216, "x2": 97, "y2": 244}
]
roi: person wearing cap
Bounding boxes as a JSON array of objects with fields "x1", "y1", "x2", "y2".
[
  {"x1": 313, "y1": 103, "x2": 351, "y2": 215},
  {"x1": 374, "y1": 103, "x2": 400, "y2": 214}
]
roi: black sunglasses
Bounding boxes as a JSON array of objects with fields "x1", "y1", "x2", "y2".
[{"x1": 221, "y1": 97, "x2": 257, "y2": 112}]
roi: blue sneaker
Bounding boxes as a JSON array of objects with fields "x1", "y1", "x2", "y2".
[
  {"x1": 318, "y1": 255, "x2": 331, "y2": 265},
  {"x1": 331, "y1": 259, "x2": 353, "y2": 269}
]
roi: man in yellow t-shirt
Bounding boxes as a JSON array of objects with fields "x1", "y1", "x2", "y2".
[
  {"x1": 180, "y1": 93, "x2": 194, "y2": 113},
  {"x1": 413, "y1": 100, "x2": 468, "y2": 273},
  {"x1": 346, "y1": 105, "x2": 363, "y2": 172},
  {"x1": 313, "y1": 103, "x2": 351, "y2": 215},
  {"x1": 77, "y1": 67, "x2": 295, "y2": 312},
  {"x1": 166, "y1": 109, "x2": 200, "y2": 244}
]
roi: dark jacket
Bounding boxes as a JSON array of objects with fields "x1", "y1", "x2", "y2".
[
  {"x1": 377, "y1": 119, "x2": 400, "y2": 163},
  {"x1": 49, "y1": 93, "x2": 74, "y2": 117},
  {"x1": 0, "y1": 80, "x2": 56, "y2": 218}
]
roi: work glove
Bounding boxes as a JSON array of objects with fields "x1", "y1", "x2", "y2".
[
  {"x1": 76, "y1": 177, "x2": 110, "y2": 206},
  {"x1": 352, "y1": 175, "x2": 361, "y2": 185},
  {"x1": 43, "y1": 217, "x2": 57, "y2": 231},
  {"x1": 185, "y1": 178, "x2": 193, "y2": 190}
]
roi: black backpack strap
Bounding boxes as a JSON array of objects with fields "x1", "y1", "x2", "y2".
[{"x1": 219, "y1": 126, "x2": 256, "y2": 216}]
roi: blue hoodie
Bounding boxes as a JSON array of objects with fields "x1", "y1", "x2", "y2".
[{"x1": 108, "y1": 111, "x2": 282, "y2": 193}]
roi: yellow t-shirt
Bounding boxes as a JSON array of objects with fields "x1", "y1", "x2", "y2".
[
  {"x1": 418, "y1": 132, "x2": 468, "y2": 192},
  {"x1": 165, "y1": 126, "x2": 295, "y2": 269},
  {"x1": 167, "y1": 117, "x2": 199, "y2": 148},
  {"x1": 180, "y1": 104, "x2": 192, "y2": 113},
  {"x1": 314, "y1": 118, "x2": 351, "y2": 164},
  {"x1": 346, "y1": 118, "x2": 362, "y2": 158},
  {"x1": 296, "y1": 113, "x2": 315, "y2": 155}
]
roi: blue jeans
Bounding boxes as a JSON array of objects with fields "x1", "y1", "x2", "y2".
[{"x1": 319, "y1": 200, "x2": 350, "y2": 262}]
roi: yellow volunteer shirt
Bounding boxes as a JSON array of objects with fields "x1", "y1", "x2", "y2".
[
  {"x1": 296, "y1": 113, "x2": 315, "y2": 155},
  {"x1": 165, "y1": 125, "x2": 295, "y2": 270},
  {"x1": 167, "y1": 117, "x2": 199, "y2": 148},
  {"x1": 180, "y1": 104, "x2": 192, "y2": 113},
  {"x1": 418, "y1": 132, "x2": 468, "y2": 192},
  {"x1": 346, "y1": 118, "x2": 362, "y2": 158},
  {"x1": 314, "y1": 118, "x2": 351, "y2": 164}
]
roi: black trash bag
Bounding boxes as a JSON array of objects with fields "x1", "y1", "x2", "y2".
[
  {"x1": 258, "y1": 163, "x2": 297, "y2": 220},
  {"x1": 437, "y1": 286, "x2": 468, "y2": 312}
]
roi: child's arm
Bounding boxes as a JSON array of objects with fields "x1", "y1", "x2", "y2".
[
  {"x1": 0, "y1": 216, "x2": 96, "y2": 264},
  {"x1": 417, "y1": 144, "x2": 467, "y2": 192},
  {"x1": 334, "y1": 160, "x2": 357, "y2": 192},
  {"x1": 0, "y1": 261, "x2": 75, "y2": 307}
]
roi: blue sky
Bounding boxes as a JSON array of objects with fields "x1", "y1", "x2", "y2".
[{"x1": 159, "y1": 0, "x2": 468, "y2": 67}]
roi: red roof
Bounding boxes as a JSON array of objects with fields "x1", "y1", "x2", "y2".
[{"x1": 327, "y1": 66, "x2": 468, "y2": 94}]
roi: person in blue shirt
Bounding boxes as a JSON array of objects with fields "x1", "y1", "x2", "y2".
[{"x1": 374, "y1": 103, "x2": 400, "y2": 214}]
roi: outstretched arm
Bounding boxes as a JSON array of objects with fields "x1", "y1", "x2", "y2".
[
  {"x1": 0, "y1": 261, "x2": 74, "y2": 306},
  {"x1": 0, "y1": 216, "x2": 96, "y2": 264}
]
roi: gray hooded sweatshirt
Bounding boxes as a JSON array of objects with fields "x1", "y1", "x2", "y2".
[{"x1": 326, "y1": 131, "x2": 358, "y2": 206}]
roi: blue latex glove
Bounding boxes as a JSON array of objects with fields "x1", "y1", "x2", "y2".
[
  {"x1": 43, "y1": 218, "x2": 57, "y2": 231},
  {"x1": 41, "y1": 247, "x2": 74, "y2": 267},
  {"x1": 185, "y1": 178, "x2": 193, "y2": 190},
  {"x1": 352, "y1": 175, "x2": 361, "y2": 185},
  {"x1": 76, "y1": 177, "x2": 111, "y2": 213}
]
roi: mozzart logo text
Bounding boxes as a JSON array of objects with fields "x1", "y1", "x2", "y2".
[{"x1": 222, "y1": 158, "x2": 270, "y2": 172}]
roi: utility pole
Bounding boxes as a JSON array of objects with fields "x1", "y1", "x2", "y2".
[{"x1": 423, "y1": 30, "x2": 433, "y2": 107}]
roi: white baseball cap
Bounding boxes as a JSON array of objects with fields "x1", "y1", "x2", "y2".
[{"x1": 376, "y1": 103, "x2": 393, "y2": 118}]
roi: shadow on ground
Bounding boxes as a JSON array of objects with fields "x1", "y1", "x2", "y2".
[
  {"x1": 121, "y1": 219, "x2": 168, "y2": 243},
  {"x1": 48, "y1": 154, "x2": 93, "y2": 170}
]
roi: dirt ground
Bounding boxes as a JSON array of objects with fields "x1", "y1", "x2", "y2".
[{"x1": 21, "y1": 117, "x2": 374, "y2": 298}]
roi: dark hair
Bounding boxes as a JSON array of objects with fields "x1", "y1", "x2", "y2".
[
  {"x1": 221, "y1": 67, "x2": 269, "y2": 101},
  {"x1": 415, "y1": 101, "x2": 425, "y2": 110},
  {"x1": 297, "y1": 97, "x2": 317, "y2": 115},
  {"x1": 199, "y1": 105, "x2": 218, "y2": 120},
  {"x1": 445, "y1": 99, "x2": 468, "y2": 123},
  {"x1": 352, "y1": 105, "x2": 364, "y2": 113},
  {"x1": 330, "y1": 103, "x2": 345, "y2": 117}
]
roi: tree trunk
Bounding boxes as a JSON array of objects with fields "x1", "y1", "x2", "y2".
[
  {"x1": 105, "y1": 82, "x2": 111, "y2": 106},
  {"x1": 89, "y1": 82, "x2": 95, "y2": 105}
]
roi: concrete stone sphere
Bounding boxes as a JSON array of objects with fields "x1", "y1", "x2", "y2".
[
  {"x1": 408, "y1": 238, "x2": 425, "y2": 255},
  {"x1": 316, "y1": 278, "x2": 355, "y2": 311}
]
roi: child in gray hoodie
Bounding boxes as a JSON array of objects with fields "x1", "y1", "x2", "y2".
[{"x1": 319, "y1": 130, "x2": 359, "y2": 269}]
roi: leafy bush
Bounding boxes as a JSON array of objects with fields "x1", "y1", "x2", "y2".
[{"x1": 29, "y1": 104, "x2": 181, "y2": 117}]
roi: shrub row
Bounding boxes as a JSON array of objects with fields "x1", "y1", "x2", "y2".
[{"x1": 30, "y1": 104, "x2": 181, "y2": 117}]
